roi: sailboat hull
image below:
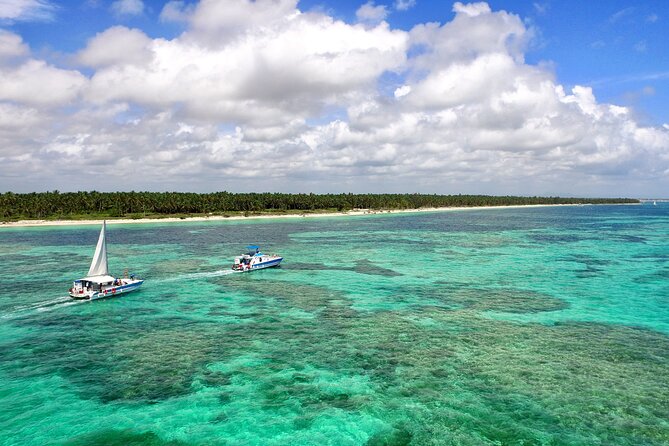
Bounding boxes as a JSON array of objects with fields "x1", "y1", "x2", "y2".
[{"x1": 69, "y1": 279, "x2": 144, "y2": 300}]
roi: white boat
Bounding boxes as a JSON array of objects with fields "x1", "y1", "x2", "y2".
[
  {"x1": 232, "y1": 245, "x2": 282, "y2": 272},
  {"x1": 68, "y1": 221, "x2": 144, "y2": 300}
]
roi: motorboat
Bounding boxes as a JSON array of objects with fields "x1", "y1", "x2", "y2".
[
  {"x1": 68, "y1": 221, "x2": 144, "y2": 299},
  {"x1": 232, "y1": 245, "x2": 282, "y2": 272}
]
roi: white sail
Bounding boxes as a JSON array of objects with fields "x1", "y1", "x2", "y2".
[{"x1": 87, "y1": 221, "x2": 109, "y2": 277}]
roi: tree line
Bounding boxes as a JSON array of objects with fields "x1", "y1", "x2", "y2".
[{"x1": 0, "y1": 191, "x2": 638, "y2": 221}]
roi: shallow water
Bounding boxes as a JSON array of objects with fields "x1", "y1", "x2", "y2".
[{"x1": 1, "y1": 204, "x2": 668, "y2": 445}]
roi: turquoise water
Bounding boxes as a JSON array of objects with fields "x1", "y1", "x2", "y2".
[{"x1": 1, "y1": 204, "x2": 668, "y2": 446}]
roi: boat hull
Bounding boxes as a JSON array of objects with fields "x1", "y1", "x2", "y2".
[
  {"x1": 250, "y1": 257, "x2": 282, "y2": 270},
  {"x1": 233, "y1": 257, "x2": 283, "y2": 272},
  {"x1": 232, "y1": 246, "x2": 283, "y2": 272},
  {"x1": 69, "y1": 280, "x2": 144, "y2": 300}
]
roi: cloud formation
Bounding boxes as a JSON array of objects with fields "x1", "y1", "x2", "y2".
[
  {"x1": 159, "y1": 0, "x2": 194, "y2": 23},
  {"x1": 0, "y1": 1, "x2": 667, "y2": 196},
  {"x1": 0, "y1": 0, "x2": 55, "y2": 22},
  {"x1": 110, "y1": 0, "x2": 144, "y2": 17},
  {"x1": 395, "y1": 0, "x2": 416, "y2": 12},
  {"x1": 356, "y1": 1, "x2": 388, "y2": 24}
]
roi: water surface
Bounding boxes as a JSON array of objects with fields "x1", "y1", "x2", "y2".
[{"x1": 1, "y1": 204, "x2": 668, "y2": 445}]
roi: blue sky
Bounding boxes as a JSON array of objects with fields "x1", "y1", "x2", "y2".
[{"x1": 0, "y1": 1, "x2": 668, "y2": 196}]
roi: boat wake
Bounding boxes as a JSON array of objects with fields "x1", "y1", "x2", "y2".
[
  {"x1": 2, "y1": 269, "x2": 239, "y2": 320},
  {"x1": 163, "y1": 269, "x2": 240, "y2": 282},
  {"x1": 2, "y1": 296, "x2": 87, "y2": 320}
]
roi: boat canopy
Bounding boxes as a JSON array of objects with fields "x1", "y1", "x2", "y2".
[
  {"x1": 246, "y1": 245, "x2": 260, "y2": 254},
  {"x1": 80, "y1": 275, "x2": 116, "y2": 284}
]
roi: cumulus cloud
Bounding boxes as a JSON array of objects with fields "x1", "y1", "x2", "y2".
[
  {"x1": 185, "y1": 0, "x2": 299, "y2": 45},
  {"x1": 159, "y1": 0, "x2": 195, "y2": 23},
  {"x1": 356, "y1": 1, "x2": 388, "y2": 24},
  {"x1": 77, "y1": 26, "x2": 153, "y2": 67},
  {"x1": 0, "y1": 31, "x2": 87, "y2": 107},
  {"x1": 0, "y1": 59, "x2": 86, "y2": 106},
  {"x1": 0, "y1": 1, "x2": 667, "y2": 196},
  {"x1": 410, "y1": 4, "x2": 529, "y2": 66},
  {"x1": 83, "y1": 6, "x2": 407, "y2": 125},
  {"x1": 453, "y1": 1, "x2": 491, "y2": 17},
  {"x1": 0, "y1": 30, "x2": 29, "y2": 60}
]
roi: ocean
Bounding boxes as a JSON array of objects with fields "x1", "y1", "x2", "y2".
[{"x1": 1, "y1": 204, "x2": 668, "y2": 445}]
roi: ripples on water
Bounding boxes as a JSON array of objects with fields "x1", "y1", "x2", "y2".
[{"x1": 1, "y1": 204, "x2": 668, "y2": 445}]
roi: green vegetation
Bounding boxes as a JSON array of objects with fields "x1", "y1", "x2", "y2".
[{"x1": 0, "y1": 191, "x2": 638, "y2": 221}]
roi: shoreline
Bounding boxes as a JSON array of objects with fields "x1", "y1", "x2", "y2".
[{"x1": 0, "y1": 203, "x2": 635, "y2": 228}]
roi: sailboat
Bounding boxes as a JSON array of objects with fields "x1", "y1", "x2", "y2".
[{"x1": 68, "y1": 221, "x2": 144, "y2": 300}]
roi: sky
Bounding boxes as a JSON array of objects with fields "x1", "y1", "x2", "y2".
[{"x1": 0, "y1": 0, "x2": 668, "y2": 197}]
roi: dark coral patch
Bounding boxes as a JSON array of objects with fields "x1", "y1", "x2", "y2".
[{"x1": 62, "y1": 429, "x2": 191, "y2": 446}]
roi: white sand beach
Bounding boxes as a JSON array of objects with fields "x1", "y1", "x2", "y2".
[{"x1": 0, "y1": 204, "x2": 603, "y2": 228}]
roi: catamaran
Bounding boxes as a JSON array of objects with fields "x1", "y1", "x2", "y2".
[
  {"x1": 232, "y1": 245, "x2": 283, "y2": 272},
  {"x1": 68, "y1": 221, "x2": 144, "y2": 300}
]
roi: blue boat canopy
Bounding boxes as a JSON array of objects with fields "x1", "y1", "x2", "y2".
[{"x1": 246, "y1": 245, "x2": 260, "y2": 254}]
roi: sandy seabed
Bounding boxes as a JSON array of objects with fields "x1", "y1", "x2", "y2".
[{"x1": 0, "y1": 204, "x2": 604, "y2": 228}]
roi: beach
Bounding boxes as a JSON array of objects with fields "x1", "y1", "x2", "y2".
[{"x1": 0, "y1": 203, "x2": 600, "y2": 227}]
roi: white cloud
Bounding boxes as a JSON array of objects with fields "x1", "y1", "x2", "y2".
[
  {"x1": 110, "y1": 0, "x2": 144, "y2": 16},
  {"x1": 410, "y1": 4, "x2": 529, "y2": 66},
  {"x1": 0, "y1": 103, "x2": 45, "y2": 155},
  {"x1": 0, "y1": 1, "x2": 667, "y2": 196},
  {"x1": 395, "y1": 0, "x2": 416, "y2": 11},
  {"x1": 77, "y1": 26, "x2": 153, "y2": 67},
  {"x1": 453, "y1": 2, "x2": 491, "y2": 17},
  {"x1": 356, "y1": 1, "x2": 388, "y2": 24},
  {"x1": 159, "y1": 0, "x2": 194, "y2": 23},
  {"x1": 0, "y1": 0, "x2": 56, "y2": 22},
  {"x1": 185, "y1": 0, "x2": 299, "y2": 45},
  {"x1": 0, "y1": 59, "x2": 87, "y2": 106},
  {"x1": 0, "y1": 30, "x2": 29, "y2": 60},
  {"x1": 83, "y1": 9, "x2": 407, "y2": 125},
  {"x1": 394, "y1": 85, "x2": 411, "y2": 98}
]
